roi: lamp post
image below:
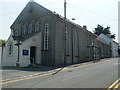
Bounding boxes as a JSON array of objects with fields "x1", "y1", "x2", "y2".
[{"x1": 63, "y1": 0, "x2": 67, "y2": 67}]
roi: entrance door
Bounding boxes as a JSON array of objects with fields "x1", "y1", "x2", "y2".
[{"x1": 30, "y1": 46, "x2": 36, "y2": 64}]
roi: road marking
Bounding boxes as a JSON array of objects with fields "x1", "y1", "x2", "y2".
[
  {"x1": 1, "y1": 58, "x2": 118, "y2": 85},
  {"x1": 1, "y1": 68, "x2": 61, "y2": 82},
  {"x1": 107, "y1": 78, "x2": 120, "y2": 90},
  {"x1": 113, "y1": 83, "x2": 120, "y2": 90},
  {"x1": 0, "y1": 72, "x2": 53, "y2": 85},
  {"x1": 1, "y1": 72, "x2": 45, "y2": 82}
]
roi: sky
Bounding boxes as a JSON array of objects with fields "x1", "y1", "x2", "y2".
[{"x1": 0, "y1": 0, "x2": 119, "y2": 42}]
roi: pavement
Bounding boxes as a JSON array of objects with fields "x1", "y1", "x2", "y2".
[
  {"x1": 1, "y1": 58, "x2": 119, "y2": 88},
  {"x1": 2, "y1": 65, "x2": 57, "y2": 81}
]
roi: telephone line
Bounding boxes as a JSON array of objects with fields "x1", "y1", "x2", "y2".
[{"x1": 67, "y1": 2, "x2": 118, "y2": 22}]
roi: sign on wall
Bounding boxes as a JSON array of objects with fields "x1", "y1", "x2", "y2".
[{"x1": 23, "y1": 50, "x2": 29, "y2": 56}]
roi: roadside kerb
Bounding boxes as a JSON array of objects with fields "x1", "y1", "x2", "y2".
[{"x1": 1, "y1": 58, "x2": 117, "y2": 84}]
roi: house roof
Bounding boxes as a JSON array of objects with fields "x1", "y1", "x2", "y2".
[
  {"x1": 96, "y1": 36, "x2": 108, "y2": 45},
  {"x1": 10, "y1": 0, "x2": 56, "y2": 29},
  {"x1": 99, "y1": 33, "x2": 118, "y2": 45}
]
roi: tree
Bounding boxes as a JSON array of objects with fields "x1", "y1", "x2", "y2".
[
  {"x1": 94, "y1": 24, "x2": 104, "y2": 36},
  {"x1": 93, "y1": 24, "x2": 115, "y2": 39},
  {"x1": 103, "y1": 26, "x2": 111, "y2": 35},
  {"x1": 110, "y1": 34, "x2": 116, "y2": 39},
  {"x1": 0, "y1": 39, "x2": 6, "y2": 44}
]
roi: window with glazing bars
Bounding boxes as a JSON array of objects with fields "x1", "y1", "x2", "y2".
[{"x1": 44, "y1": 23, "x2": 49, "y2": 50}]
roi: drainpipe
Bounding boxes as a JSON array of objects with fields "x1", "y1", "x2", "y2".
[{"x1": 15, "y1": 41, "x2": 21, "y2": 67}]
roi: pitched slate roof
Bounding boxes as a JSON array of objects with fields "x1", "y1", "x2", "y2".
[{"x1": 10, "y1": 0, "x2": 98, "y2": 41}]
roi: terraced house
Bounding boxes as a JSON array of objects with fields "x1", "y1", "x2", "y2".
[{"x1": 1, "y1": 0, "x2": 111, "y2": 67}]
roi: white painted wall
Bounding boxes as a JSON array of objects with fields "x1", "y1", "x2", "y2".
[
  {"x1": 2, "y1": 36, "x2": 17, "y2": 66},
  {"x1": 2, "y1": 32, "x2": 42, "y2": 67}
]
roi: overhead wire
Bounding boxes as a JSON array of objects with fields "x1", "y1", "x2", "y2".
[
  {"x1": 0, "y1": 0, "x2": 61, "y2": 16},
  {"x1": 67, "y1": 2, "x2": 119, "y2": 22},
  {"x1": 0, "y1": 1, "x2": 119, "y2": 22}
]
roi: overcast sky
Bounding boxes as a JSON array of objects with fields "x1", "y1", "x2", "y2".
[{"x1": 0, "y1": 0, "x2": 119, "y2": 42}]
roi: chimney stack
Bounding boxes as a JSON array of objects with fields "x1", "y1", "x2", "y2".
[{"x1": 83, "y1": 25, "x2": 87, "y2": 30}]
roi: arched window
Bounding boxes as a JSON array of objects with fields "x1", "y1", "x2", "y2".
[
  {"x1": 44, "y1": 23, "x2": 49, "y2": 50},
  {"x1": 23, "y1": 24, "x2": 26, "y2": 35},
  {"x1": 15, "y1": 30, "x2": 18, "y2": 36},
  {"x1": 74, "y1": 30, "x2": 79, "y2": 56},
  {"x1": 35, "y1": 22, "x2": 40, "y2": 32},
  {"x1": 28, "y1": 23, "x2": 32, "y2": 34},
  {"x1": 8, "y1": 42, "x2": 13, "y2": 56},
  {"x1": 65, "y1": 27, "x2": 69, "y2": 55}
]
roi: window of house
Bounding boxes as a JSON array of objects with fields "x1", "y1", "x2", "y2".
[
  {"x1": 21, "y1": 25, "x2": 24, "y2": 35},
  {"x1": 15, "y1": 30, "x2": 19, "y2": 36},
  {"x1": 86, "y1": 35, "x2": 89, "y2": 58},
  {"x1": 44, "y1": 23, "x2": 49, "y2": 50},
  {"x1": 35, "y1": 22, "x2": 40, "y2": 32},
  {"x1": 65, "y1": 27, "x2": 69, "y2": 55},
  {"x1": 8, "y1": 42, "x2": 13, "y2": 56},
  {"x1": 23, "y1": 24, "x2": 26, "y2": 35},
  {"x1": 18, "y1": 29, "x2": 21, "y2": 36},
  {"x1": 20, "y1": 28, "x2": 22, "y2": 36},
  {"x1": 74, "y1": 30, "x2": 79, "y2": 56},
  {"x1": 28, "y1": 23, "x2": 32, "y2": 34}
]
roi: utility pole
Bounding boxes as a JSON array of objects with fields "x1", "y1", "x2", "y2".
[
  {"x1": 64, "y1": 0, "x2": 67, "y2": 67},
  {"x1": 64, "y1": 0, "x2": 66, "y2": 19}
]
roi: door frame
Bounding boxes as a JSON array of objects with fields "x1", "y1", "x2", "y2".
[{"x1": 30, "y1": 46, "x2": 36, "y2": 64}]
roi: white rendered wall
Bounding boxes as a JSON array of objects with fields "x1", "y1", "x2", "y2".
[{"x1": 2, "y1": 32, "x2": 42, "y2": 67}]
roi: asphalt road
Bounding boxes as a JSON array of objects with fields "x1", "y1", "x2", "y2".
[{"x1": 2, "y1": 58, "x2": 119, "y2": 88}]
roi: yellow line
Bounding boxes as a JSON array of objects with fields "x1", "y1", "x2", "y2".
[
  {"x1": 0, "y1": 72, "x2": 53, "y2": 85},
  {"x1": 1, "y1": 58, "x2": 116, "y2": 85},
  {"x1": 107, "y1": 78, "x2": 120, "y2": 90},
  {"x1": 114, "y1": 83, "x2": 120, "y2": 88},
  {"x1": 113, "y1": 83, "x2": 120, "y2": 90}
]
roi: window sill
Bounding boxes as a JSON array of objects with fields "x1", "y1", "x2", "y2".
[
  {"x1": 8, "y1": 55, "x2": 13, "y2": 57},
  {"x1": 66, "y1": 54, "x2": 70, "y2": 56}
]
